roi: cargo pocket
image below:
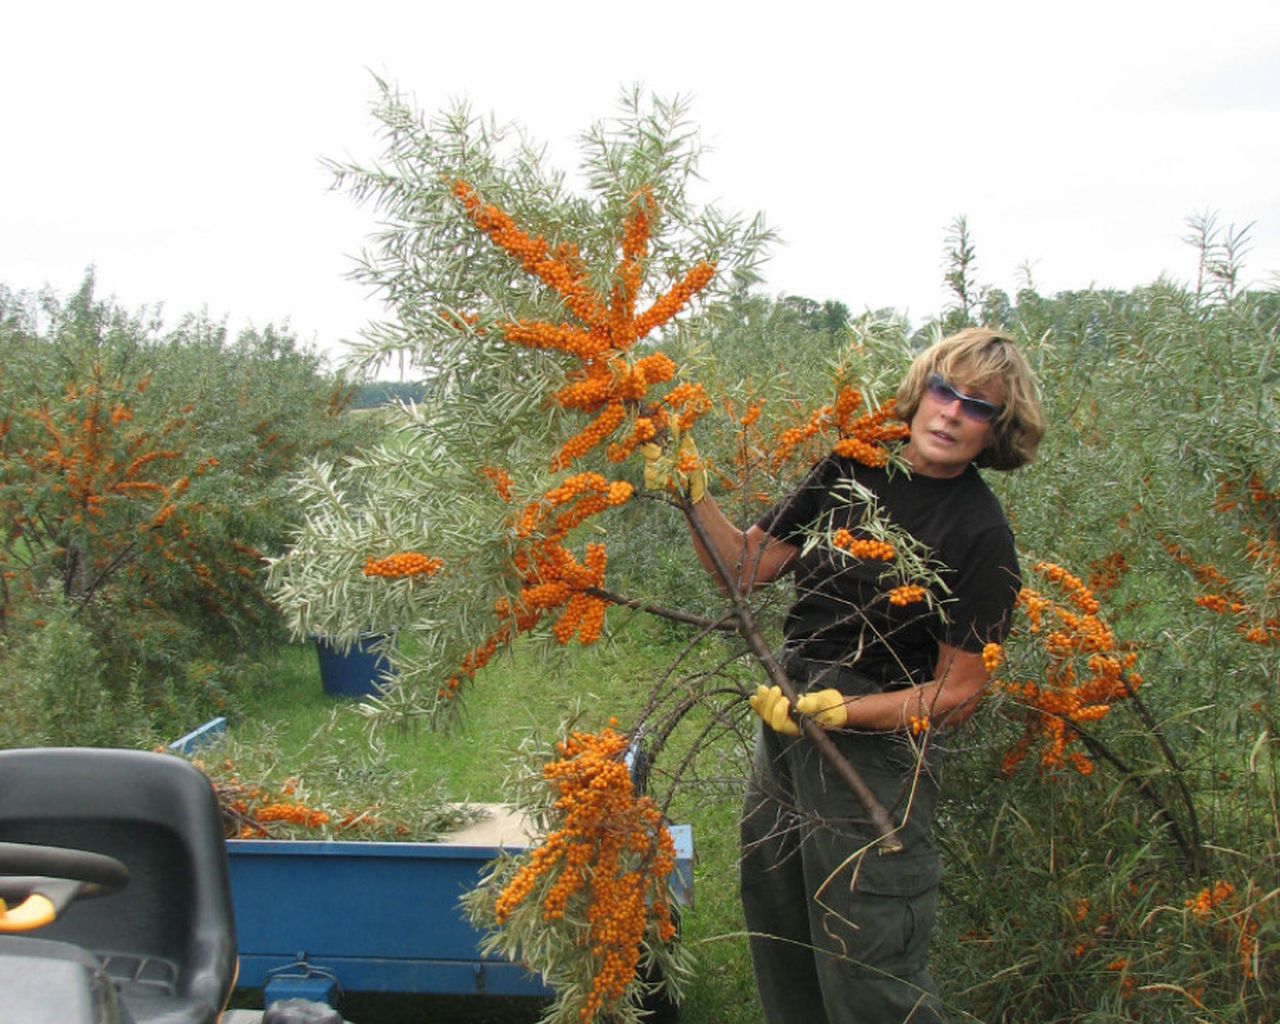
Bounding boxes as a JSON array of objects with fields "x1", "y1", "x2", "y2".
[{"x1": 824, "y1": 850, "x2": 942, "y2": 978}]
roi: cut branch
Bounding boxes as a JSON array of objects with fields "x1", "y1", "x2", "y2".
[
  {"x1": 586, "y1": 586, "x2": 739, "y2": 633},
  {"x1": 679, "y1": 493, "x2": 904, "y2": 853}
]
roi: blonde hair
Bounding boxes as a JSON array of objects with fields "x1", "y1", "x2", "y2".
[{"x1": 896, "y1": 328, "x2": 1045, "y2": 471}]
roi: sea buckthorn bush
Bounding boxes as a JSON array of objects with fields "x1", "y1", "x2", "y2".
[
  {"x1": 927, "y1": 225, "x2": 1278, "y2": 1020},
  {"x1": 0, "y1": 274, "x2": 373, "y2": 744}
]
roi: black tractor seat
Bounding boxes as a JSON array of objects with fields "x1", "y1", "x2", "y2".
[{"x1": 0, "y1": 747, "x2": 237, "y2": 1024}]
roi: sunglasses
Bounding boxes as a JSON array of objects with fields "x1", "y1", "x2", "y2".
[{"x1": 924, "y1": 373, "x2": 1004, "y2": 423}]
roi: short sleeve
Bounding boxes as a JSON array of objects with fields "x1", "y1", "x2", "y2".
[
  {"x1": 755, "y1": 456, "x2": 843, "y2": 544},
  {"x1": 939, "y1": 522, "x2": 1021, "y2": 651}
]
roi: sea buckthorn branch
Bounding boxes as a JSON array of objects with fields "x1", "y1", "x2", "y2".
[
  {"x1": 465, "y1": 725, "x2": 691, "y2": 1023},
  {"x1": 394, "y1": 182, "x2": 726, "y2": 720},
  {"x1": 1162, "y1": 474, "x2": 1280, "y2": 646},
  {"x1": 362, "y1": 551, "x2": 444, "y2": 579},
  {"x1": 993, "y1": 560, "x2": 1203, "y2": 870},
  {"x1": 817, "y1": 478, "x2": 942, "y2": 621},
  {"x1": 452, "y1": 181, "x2": 717, "y2": 473},
  {"x1": 677, "y1": 487, "x2": 904, "y2": 852},
  {"x1": 997, "y1": 561, "x2": 1141, "y2": 777},
  {"x1": 193, "y1": 739, "x2": 485, "y2": 844}
]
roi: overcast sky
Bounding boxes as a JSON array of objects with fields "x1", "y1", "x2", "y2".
[{"x1": 3, "y1": 1, "x2": 1277, "y2": 365}]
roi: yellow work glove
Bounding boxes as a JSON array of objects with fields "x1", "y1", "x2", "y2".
[
  {"x1": 749, "y1": 685, "x2": 847, "y2": 737},
  {"x1": 639, "y1": 432, "x2": 707, "y2": 503}
]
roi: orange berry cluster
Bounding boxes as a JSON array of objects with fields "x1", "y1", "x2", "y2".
[
  {"x1": 453, "y1": 181, "x2": 607, "y2": 327},
  {"x1": 605, "y1": 414, "x2": 658, "y2": 464},
  {"x1": 908, "y1": 714, "x2": 930, "y2": 736},
  {"x1": 518, "y1": 473, "x2": 634, "y2": 542},
  {"x1": 210, "y1": 765, "x2": 334, "y2": 839},
  {"x1": 832, "y1": 394, "x2": 910, "y2": 467},
  {"x1": 631, "y1": 262, "x2": 716, "y2": 341},
  {"x1": 502, "y1": 320, "x2": 601, "y2": 360},
  {"x1": 1184, "y1": 880, "x2": 1259, "y2": 980},
  {"x1": 452, "y1": 181, "x2": 716, "y2": 471},
  {"x1": 551, "y1": 352, "x2": 675, "y2": 470},
  {"x1": 1185, "y1": 880, "x2": 1236, "y2": 920},
  {"x1": 834, "y1": 385, "x2": 863, "y2": 427},
  {"x1": 768, "y1": 391, "x2": 908, "y2": 474},
  {"x1": 737, "y1": 399, "x2": 764, "y2": 428},
  {"x1": 1086, "y1": 551, "x2": 1130, "y2": 597},
  {"x1": 1162, "y1": 532, "x2": 1280, "y2": 647},
  {"x1": 480, "y1": 465, "x2": 514, "y2": 503},
  {"x1": 553, "y1": 402, "x2": 627, "y2": 471},
  {"x1": 362, "y1": 551, "x2": 444, "y2": 579},
  {"x1": 769, "y1": 405, "x2": 830, "y2": 473},
  {"x1": 1214, "y1": 470, "x2": 1279, "y2": 513},
  {"x1": 255, "y1": 802, "x2": 331, "y2": 829},
  {"x1": 997, "y1": 561, "x2": 1141, "y2": 776},
  {"x1": 439, "y1": 626, "x2": 511, "y2": 703},
  {"x1": 831, "y1": 528, "x2": 895, "y2": 561},
  {"x1": 494, "y1": 727, "x2": 678, "y2": 1022},
  {"x1": 887, "y1": 585, "x2": 927, "y2": 607},
  {"x1": 437, "y1": 476, "x2": 632, "y2": 709},
  {"x1": 658, "y1": 382, "x2": 712, "y2": 435}
]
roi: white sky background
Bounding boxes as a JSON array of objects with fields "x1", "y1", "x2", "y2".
[{"x1": 3, "y1": 1, "x2": 1278, "y2": 366}]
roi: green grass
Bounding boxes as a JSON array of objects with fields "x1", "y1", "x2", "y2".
[{"x1": 231, "y1": 623, "x2": 760, "y2": 1024}]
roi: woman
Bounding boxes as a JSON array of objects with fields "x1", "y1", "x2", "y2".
[{"x1": 683, "y1": 328, "x2": 1045, "y2": 1023}]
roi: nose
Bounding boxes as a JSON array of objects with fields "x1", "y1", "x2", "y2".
[{"x1": 935, "y1": 394, "x2": 963, "y2": 419}]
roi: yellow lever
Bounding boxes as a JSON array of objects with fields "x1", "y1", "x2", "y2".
[{"x1": 0, "y1": 892, "x2": 56, "y2": 932}]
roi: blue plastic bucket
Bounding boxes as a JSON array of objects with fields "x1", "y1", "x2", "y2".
[{"x1": 314, "y1": 634, "x2": 392, "y2": 698}]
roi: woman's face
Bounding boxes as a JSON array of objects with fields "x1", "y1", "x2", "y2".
[{"x1": 903, "y1": 370, "x2": 1005, "y2": 478}]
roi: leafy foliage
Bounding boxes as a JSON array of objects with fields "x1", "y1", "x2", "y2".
[
  {"x1": 0, "y1": 273, "x2": 375, "y2": 743},
  {"x1": 269, "y1": 86, "x2": 778, "y2": 728},
  {"x1": 919, "y1": 217, "x2": 1279, "y2": 1021}
]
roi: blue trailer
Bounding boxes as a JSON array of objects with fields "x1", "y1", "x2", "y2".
[
  {"x1": 172, "y1": 716, "x2": 695, "y2": 1011},
  {"x1": 226, "y1": 808, "x2": 694, "y2": 1008}
]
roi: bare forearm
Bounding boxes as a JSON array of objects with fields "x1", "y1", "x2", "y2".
[
  {"x1": 839, "y1": 678, "x2": 984, "y2": 732},
  {"x1": 686, "y1": 497, "x2": 739, "y2": 593},
  {"x1": 686, "y1": 497, "x2": 793, "y2": 595},
  {"x1": 838, "y1": 643, "x2": 991, "y2": 732}
]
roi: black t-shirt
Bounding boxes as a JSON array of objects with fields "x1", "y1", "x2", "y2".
[{"x1": 756, "y1": 455, "x2": 1020, "y2": 690}]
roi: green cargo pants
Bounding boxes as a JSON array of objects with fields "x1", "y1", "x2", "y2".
[{"x1": 740, "y1": 660, "x2": 948, "y2": 1024}]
